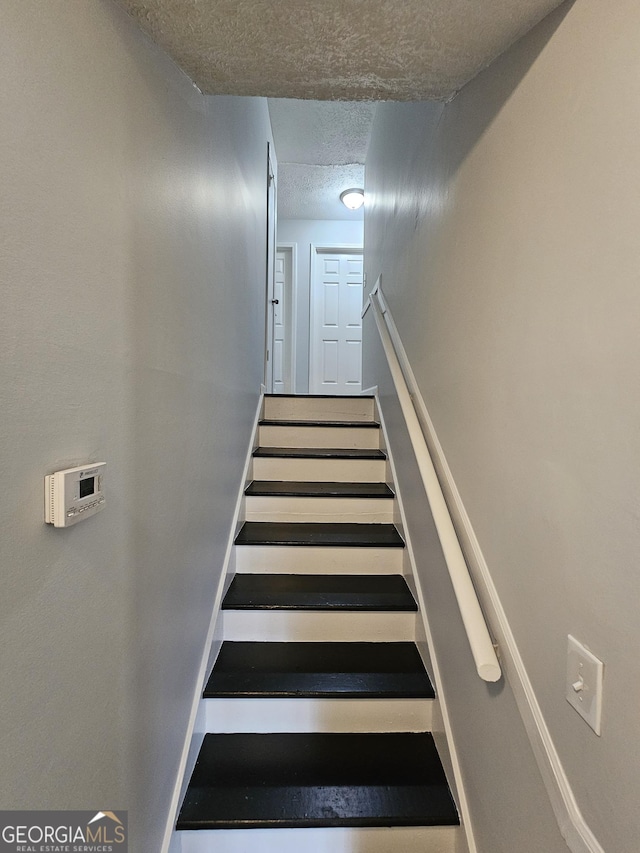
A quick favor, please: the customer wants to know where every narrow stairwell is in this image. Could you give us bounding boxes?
[176,394,461,853]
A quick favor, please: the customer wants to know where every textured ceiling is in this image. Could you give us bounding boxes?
[116,0,565,221]
[277,162,365,221]
[117,0,565,101]
[268,100,376,166]
[270,99,375,221]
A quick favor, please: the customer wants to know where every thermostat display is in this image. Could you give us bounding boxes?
[45,463,106,527]
[79,477,95,499]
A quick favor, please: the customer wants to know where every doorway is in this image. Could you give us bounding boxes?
[272,244,296,393]
[309,245,364,395]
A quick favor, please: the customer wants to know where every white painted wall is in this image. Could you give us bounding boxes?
[363,1,640,851]
[0,3,271,850]
[277,219,363,392]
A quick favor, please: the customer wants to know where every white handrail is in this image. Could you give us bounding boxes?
[368,285,502,682]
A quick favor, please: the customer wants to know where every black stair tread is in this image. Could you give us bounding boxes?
[265,394,374,400]
[221,574,417,611]
[259,419,380,428]
[253,446,386,459]
[234,521,404,547]
[204,642,434,698]
[245,480,395,498]
[176,732,459,830]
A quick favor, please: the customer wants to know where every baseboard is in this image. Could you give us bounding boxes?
[373,289,604,853]
[373,395,473,853]
[161,390,265,853]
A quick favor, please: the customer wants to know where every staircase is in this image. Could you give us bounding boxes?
[175,394,461,853]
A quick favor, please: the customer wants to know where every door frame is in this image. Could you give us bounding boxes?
[264,143,277,392]
[309,243,364,394]
[275,242,297,394]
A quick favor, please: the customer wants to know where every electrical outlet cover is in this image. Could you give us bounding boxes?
[565,634,604,735]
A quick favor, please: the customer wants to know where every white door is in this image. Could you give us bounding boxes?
[309,248,363,395]
[272,248,293,393]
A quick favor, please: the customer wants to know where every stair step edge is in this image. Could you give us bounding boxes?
[253,447,386,459]
[245,481,395,498]
[260,419,380,428]
[264,394,375,399]
[234,522,405,548]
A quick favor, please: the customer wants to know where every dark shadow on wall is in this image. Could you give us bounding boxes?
[369,0,578,199]
[443,0,578,179]
[364,0,577,319]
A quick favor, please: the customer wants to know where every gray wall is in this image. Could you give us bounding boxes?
[364,0,639,850]
[277,219,363,392]
[0,2,272,850]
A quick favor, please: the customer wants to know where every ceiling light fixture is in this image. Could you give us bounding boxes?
[340,188,365,211]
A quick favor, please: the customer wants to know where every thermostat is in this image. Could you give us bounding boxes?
[45,463,106,527]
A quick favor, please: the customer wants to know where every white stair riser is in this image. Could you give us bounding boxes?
[178,825,459,853]
[222,610,416,642]
[235,545,403,574]
[253,456,386,482]
[204,696,433,733]
[263,396,375,422]
[259,424,380,449]
[245,496,394,523]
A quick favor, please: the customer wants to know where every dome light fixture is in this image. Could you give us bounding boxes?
[340,188,365,211]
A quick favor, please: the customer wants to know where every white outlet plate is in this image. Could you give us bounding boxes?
[565,634,603,735]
